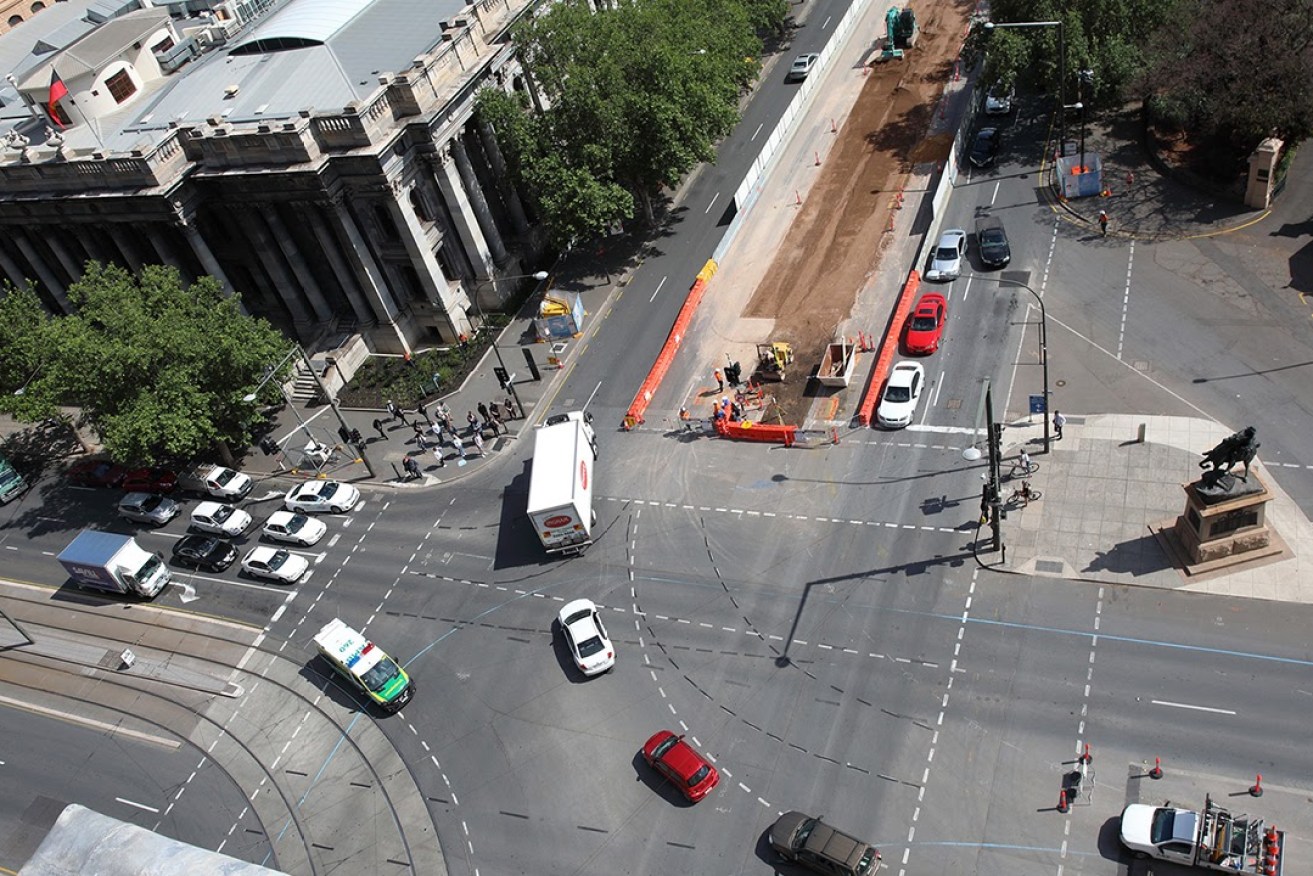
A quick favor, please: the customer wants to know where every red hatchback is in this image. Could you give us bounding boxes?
[904,292,948,354]
[66,460,127,488]
[642,730,719,802]
[121,467,179,494]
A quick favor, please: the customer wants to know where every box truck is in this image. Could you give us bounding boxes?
[527,414,597,556]
[56,530,173,598]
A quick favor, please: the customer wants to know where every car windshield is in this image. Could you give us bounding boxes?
[885,386,911,403]
[1150,808,1176,845]
[981,230,1003,245]
[361,655,403,692]
[267,550,290,570]
[318,483,340,500]
[139,495,163,511]
[213,505,232,523]
[577,635,605,658]
[910,315,936,331]
[687,764,711,786]
[287,513,310,531]
[213,469,234,487]
[565,609,591,625]
[935,246,957,260]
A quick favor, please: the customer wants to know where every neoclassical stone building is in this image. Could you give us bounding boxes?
[0,0,543,355]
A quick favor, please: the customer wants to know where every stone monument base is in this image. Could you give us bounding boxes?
[1151,472,1290,578]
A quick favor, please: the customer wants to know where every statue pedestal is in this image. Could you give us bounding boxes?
[1154,472,1288,576]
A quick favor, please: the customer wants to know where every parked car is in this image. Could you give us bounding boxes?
[67,460,127,488]
[904,292,948,354]
[263,511,327,546]
[241,546,309,584]
[975,216,1011,268]
[926,229,967,281]
[171,535,237,572]
[787,53,820,81]
[117,492,180,527]
[557,598,614,676]
[970,127,1000,168]
[984,83,1014,115]
[641,730,720,802]
[191,501,253,537]
[120,467,178,494]
[876,362,925,429]
[769,811,881,876]
[284,481,360,514]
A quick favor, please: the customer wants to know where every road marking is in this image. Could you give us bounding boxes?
[650,276,667,303]
[0,694,179,749]
[1150,699,1236,716]
[116,797,160,813]
[751,122,763,140]
[705,192,720,214]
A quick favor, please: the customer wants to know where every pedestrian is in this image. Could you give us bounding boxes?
[418,402,432,425]
[1053,410,1066,440]
[489,408,504,435]
[714,368,724,392]
[387,399,401,421]
[466,410,478,435]
[489,401,502,422]
[431,446,446,469]
[372,417,387,440]
[472,431,485,456]
[349,427,363,446]
[503,395,516,419]
[412,422,424,440]
[1098,210,1108,237]
[478,402,491,424]
[456,438,467,461]
[1019,449,1031,472]
[416,433,429,451]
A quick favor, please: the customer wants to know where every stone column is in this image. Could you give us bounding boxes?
[327,194,411,354]
[477,120,530,235]
[170,202,236,299]
[107,226,146,273]
[74,228,110,269]
[0,248,33,296]
[145,226,188,276]
[433,143,495,280]
[302,204,375,328]
[264,207,333,322]
[241,208,315,327]
[46,233,84,285]
[450,137,507,262]
[387,181,460,309]
[14,231,71,312]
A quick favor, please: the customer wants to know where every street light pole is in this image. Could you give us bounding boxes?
[465,270,548,418]
[967,274,1050,453]
[984,19,1065,153]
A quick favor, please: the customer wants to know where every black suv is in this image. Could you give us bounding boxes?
[770,811,881,876]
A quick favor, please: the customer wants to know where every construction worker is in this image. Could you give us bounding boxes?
[714,368,724,392]
[1098,210,1108,237]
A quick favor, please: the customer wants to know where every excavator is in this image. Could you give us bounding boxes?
[754,342,794,382]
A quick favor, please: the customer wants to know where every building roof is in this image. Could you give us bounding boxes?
[230,0,373,54]
[18,8,172,89]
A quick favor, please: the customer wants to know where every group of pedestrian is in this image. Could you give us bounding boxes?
[368,392,524,481]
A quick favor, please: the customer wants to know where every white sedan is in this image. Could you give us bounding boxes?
[876,361,925,429]
[190,501,253,536]
[926,229,967,281]
[263,511,327,546]
[284,481,360,514]
[241,546,309,584]
[557,598,615,676]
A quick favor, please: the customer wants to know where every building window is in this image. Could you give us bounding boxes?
[30,2,44,11]
[8,15,24,28]
[152,36,175,53]
[105,69,136,104]
[408,187,433,223]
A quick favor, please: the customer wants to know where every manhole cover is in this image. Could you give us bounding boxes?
[1133,360,1150,372]
[1035,559,1065,574]
[944,398,962,410]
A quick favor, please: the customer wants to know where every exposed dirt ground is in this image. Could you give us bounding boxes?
[744,0,975,421]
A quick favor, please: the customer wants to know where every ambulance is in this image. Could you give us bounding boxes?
[313,619,414,713]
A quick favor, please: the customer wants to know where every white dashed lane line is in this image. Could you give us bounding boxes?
[599,495,962,534]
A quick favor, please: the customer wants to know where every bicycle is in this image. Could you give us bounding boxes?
[1008,457,1039,478]
[1006,481,1042,508]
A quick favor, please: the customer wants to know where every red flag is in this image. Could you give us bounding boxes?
[47,70,69,128]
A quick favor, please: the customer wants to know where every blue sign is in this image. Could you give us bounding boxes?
[1029,394,1047,414]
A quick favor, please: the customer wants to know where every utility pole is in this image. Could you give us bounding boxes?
[985,385,1003,554]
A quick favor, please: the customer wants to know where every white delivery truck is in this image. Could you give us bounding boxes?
[56,529,173,598]
[527,413,597,556]
[178,463,253,500]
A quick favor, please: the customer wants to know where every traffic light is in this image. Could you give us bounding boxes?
[494,366,510,391]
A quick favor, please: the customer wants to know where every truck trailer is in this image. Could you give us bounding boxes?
[56,529,173,598]
[527,414,597,556]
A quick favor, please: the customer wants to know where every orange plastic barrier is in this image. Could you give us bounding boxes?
[623,260,719,429]
[714,418,797,445]
[856,270,921,426]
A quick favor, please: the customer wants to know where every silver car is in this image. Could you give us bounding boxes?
[117,492,180,526]
[927,229,967,281]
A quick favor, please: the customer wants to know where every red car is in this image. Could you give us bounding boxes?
[904,292,948,354]
[66,460,127,488]
[121,467,179,494]
[642,730,719,802]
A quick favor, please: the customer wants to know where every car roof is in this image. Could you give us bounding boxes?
[120,492,154,505]
[245,546,279,562]
[267,510,297,523]
[799,818,871,869]
[193,501,225,515]
[890,362,924,383]
[975,216,1003,232]
[938,229,966,244]
[657,736,707,779]
[977,127,998,137]
[915,292,946,307]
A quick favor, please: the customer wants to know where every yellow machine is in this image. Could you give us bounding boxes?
[754,342,794,382]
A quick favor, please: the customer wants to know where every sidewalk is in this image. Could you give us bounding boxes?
[995,414,1313,603]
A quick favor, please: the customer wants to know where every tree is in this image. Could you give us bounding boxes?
[2,262,289,465]
[478,0,772,242]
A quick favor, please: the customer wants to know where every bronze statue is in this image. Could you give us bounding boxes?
[1199,426,1260,480]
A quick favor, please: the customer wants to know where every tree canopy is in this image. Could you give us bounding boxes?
[0,262,289,465]
[477,0,777,245]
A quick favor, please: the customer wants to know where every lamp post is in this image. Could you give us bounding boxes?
[465,270,549,417]
[1078,69,1094,173]
[244,344,375,478]
[983,19,1066,153]
[967,274,1050,453]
